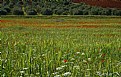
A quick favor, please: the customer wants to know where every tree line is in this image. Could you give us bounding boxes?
[0,0,121,16]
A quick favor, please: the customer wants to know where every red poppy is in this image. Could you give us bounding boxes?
[64,60,68,63]
[101,59,105,63]
[101,54,106,57]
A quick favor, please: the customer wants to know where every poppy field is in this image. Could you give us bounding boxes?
[0,16,121,77]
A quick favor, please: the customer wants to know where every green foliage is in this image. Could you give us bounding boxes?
[112,9,121,16]
[70,8,83,15]
[25,5,37,15]
[41,8,53,15]
[89,7,99,15]
[36,5,41,13]
[26,9,37,15]
[4,5,11,13]
[9,2,15,8]
[0,8,7,15]
[54,8,65,15]
[83,9,89,15]
[0,1,121,16]
[12,7,24,15]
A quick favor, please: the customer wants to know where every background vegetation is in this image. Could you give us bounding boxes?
[0,0,121,16]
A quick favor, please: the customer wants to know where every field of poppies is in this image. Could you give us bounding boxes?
[0,16,121,77]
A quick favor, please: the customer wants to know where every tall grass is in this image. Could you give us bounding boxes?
[0,16,121,77]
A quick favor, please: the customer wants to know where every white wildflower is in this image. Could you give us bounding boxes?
[54,75,61,77]
[23,68,28,70]
[81,53,85,55]
[61,65,67,68]
[88,58,91,61]
[96,71,102,76]
[52,72,59,75]
[99,49,102,52]
[63,72,71,76]
[36,72,40,75]
[20,71,25,74]
[2,73,5,77]
[56,67,63,70]
[83,60,87,63]
[42,54,45,57]
[76,52,80,54]
[71,58,75,61]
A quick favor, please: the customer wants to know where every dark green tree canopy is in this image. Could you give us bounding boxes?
[0,0,121,16]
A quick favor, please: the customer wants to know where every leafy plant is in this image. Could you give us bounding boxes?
[12,7,24,15]
[0,8,7,15]
[41,8,53,15]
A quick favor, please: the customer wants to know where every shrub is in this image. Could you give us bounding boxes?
[41,8,53,15]
[0,8,7,15]
[99,8,112,15]
[4,5,11,13]
[89,10,98,15]
[62,11,69,15]
[113,10,121,16]
[54,8,64,15]
[89,7,99,15]
[83,9,89,15]
[70,9,83,15]
[36,5,41,13]
[26,9,37,15]
[12,7,24,15]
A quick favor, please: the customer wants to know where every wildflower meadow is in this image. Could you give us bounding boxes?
[0,16,121,77]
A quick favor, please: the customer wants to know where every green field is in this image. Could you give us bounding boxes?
[0,16,121,77]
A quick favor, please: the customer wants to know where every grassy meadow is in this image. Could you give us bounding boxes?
[0,16,121,77]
